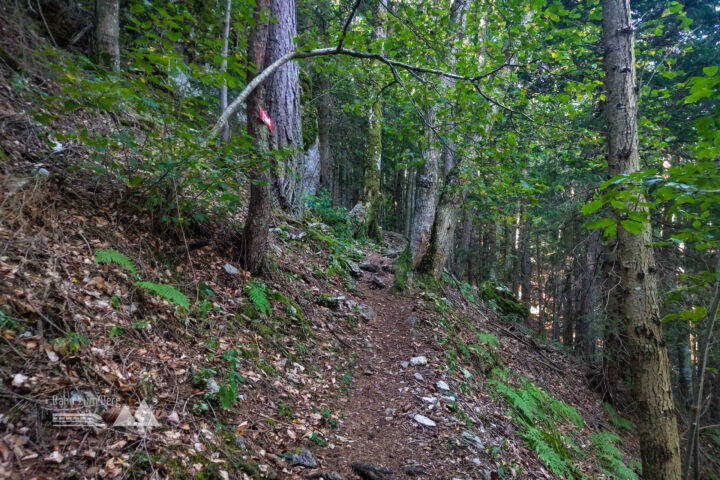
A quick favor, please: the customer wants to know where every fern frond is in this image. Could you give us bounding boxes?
[476,332,499,348]
[591,431,638,480]
[95,249,139,278]
[136,281,190,309]
[246,281,271,316]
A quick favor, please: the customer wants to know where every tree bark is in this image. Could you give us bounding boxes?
[601,0,681,476]
[562,269,574,347]
[317,73,332,192]
[219,0,232,142]
[455,208,473,279]
[265,0,303,214]
[356,0,386,242]
[409,0,470,271]
[239,0,272,275]
[95,0,120,71]
[577,230,601,359]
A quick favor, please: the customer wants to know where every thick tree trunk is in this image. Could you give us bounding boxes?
[317,74,332,192]
[601,0,681,476]
[95,0,119,71]
[265,0,303,214]
[239,0,272,275]
[417,164,464,280]
[409,0,470,271]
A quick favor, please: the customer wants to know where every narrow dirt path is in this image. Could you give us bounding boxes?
[320,252,480,479]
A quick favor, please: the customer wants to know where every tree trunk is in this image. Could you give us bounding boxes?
[520,217,532,327]
[95,0,119,71]
[455,208,473,279]
[265,0,303,214]
[239,0,272,275]
[317,73,332,192]
[577,230,601,359]
[601,0,681,476]
[219,0,232,142]
[409,0,470,271]
[356,0,385,242]
[417,164,464,281]
[562,269,574,347]
[536,231,544,335]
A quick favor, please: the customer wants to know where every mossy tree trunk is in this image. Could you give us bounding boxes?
[95,0,119,71]
[356,0,386,243]
[410,0,470,275]
[602,0,681,476]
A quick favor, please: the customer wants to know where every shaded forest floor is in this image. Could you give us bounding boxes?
[0,16,640,479]
[0,163,638,479]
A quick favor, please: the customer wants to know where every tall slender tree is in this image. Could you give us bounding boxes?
[601,0,681,476]
[95,0,120,71]
[356,0,386,242]
[239,0,272,275]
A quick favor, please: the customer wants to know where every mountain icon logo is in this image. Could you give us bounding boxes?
[112,401,160,428]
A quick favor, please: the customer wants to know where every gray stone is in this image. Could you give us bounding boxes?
[404,465,425,476]
[405,316,420,325]
[371,276,386,289]
[223,263,239,275]
[401,361,409,369]
[287,448,318,468]
[436,380,450,391]
[357,304,376,321]
[409,356,427,366]
[413,414,437,427]
[206,378,220,394]
[346,260,363,278]
[461,431,484,450]
[359,262,379,272]
[413,373,424,381]
[421,396,437,404]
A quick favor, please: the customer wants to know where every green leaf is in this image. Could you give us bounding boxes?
[703,66,718,77]
[586,217,615,230]
[136,281,190,309]
[582,199,605,215]
[246,281,272,316]
[95,249,139,279]
[620,220,644,235]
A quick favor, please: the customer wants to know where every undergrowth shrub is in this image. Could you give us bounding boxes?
[32,0,261,225]
[489,370,583,478]
[95,249,190,310]
[306,190,352,240]
[590,431,638,480]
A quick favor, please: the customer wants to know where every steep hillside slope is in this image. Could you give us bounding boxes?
[0,12,639,480]
[0,166,639,479]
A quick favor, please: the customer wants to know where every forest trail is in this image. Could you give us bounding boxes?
[319,250,489,480]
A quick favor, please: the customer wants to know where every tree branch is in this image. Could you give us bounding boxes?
[337,0,362,51]
[207,47,528,141]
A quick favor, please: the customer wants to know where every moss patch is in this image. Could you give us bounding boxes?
[479,281,529,320]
